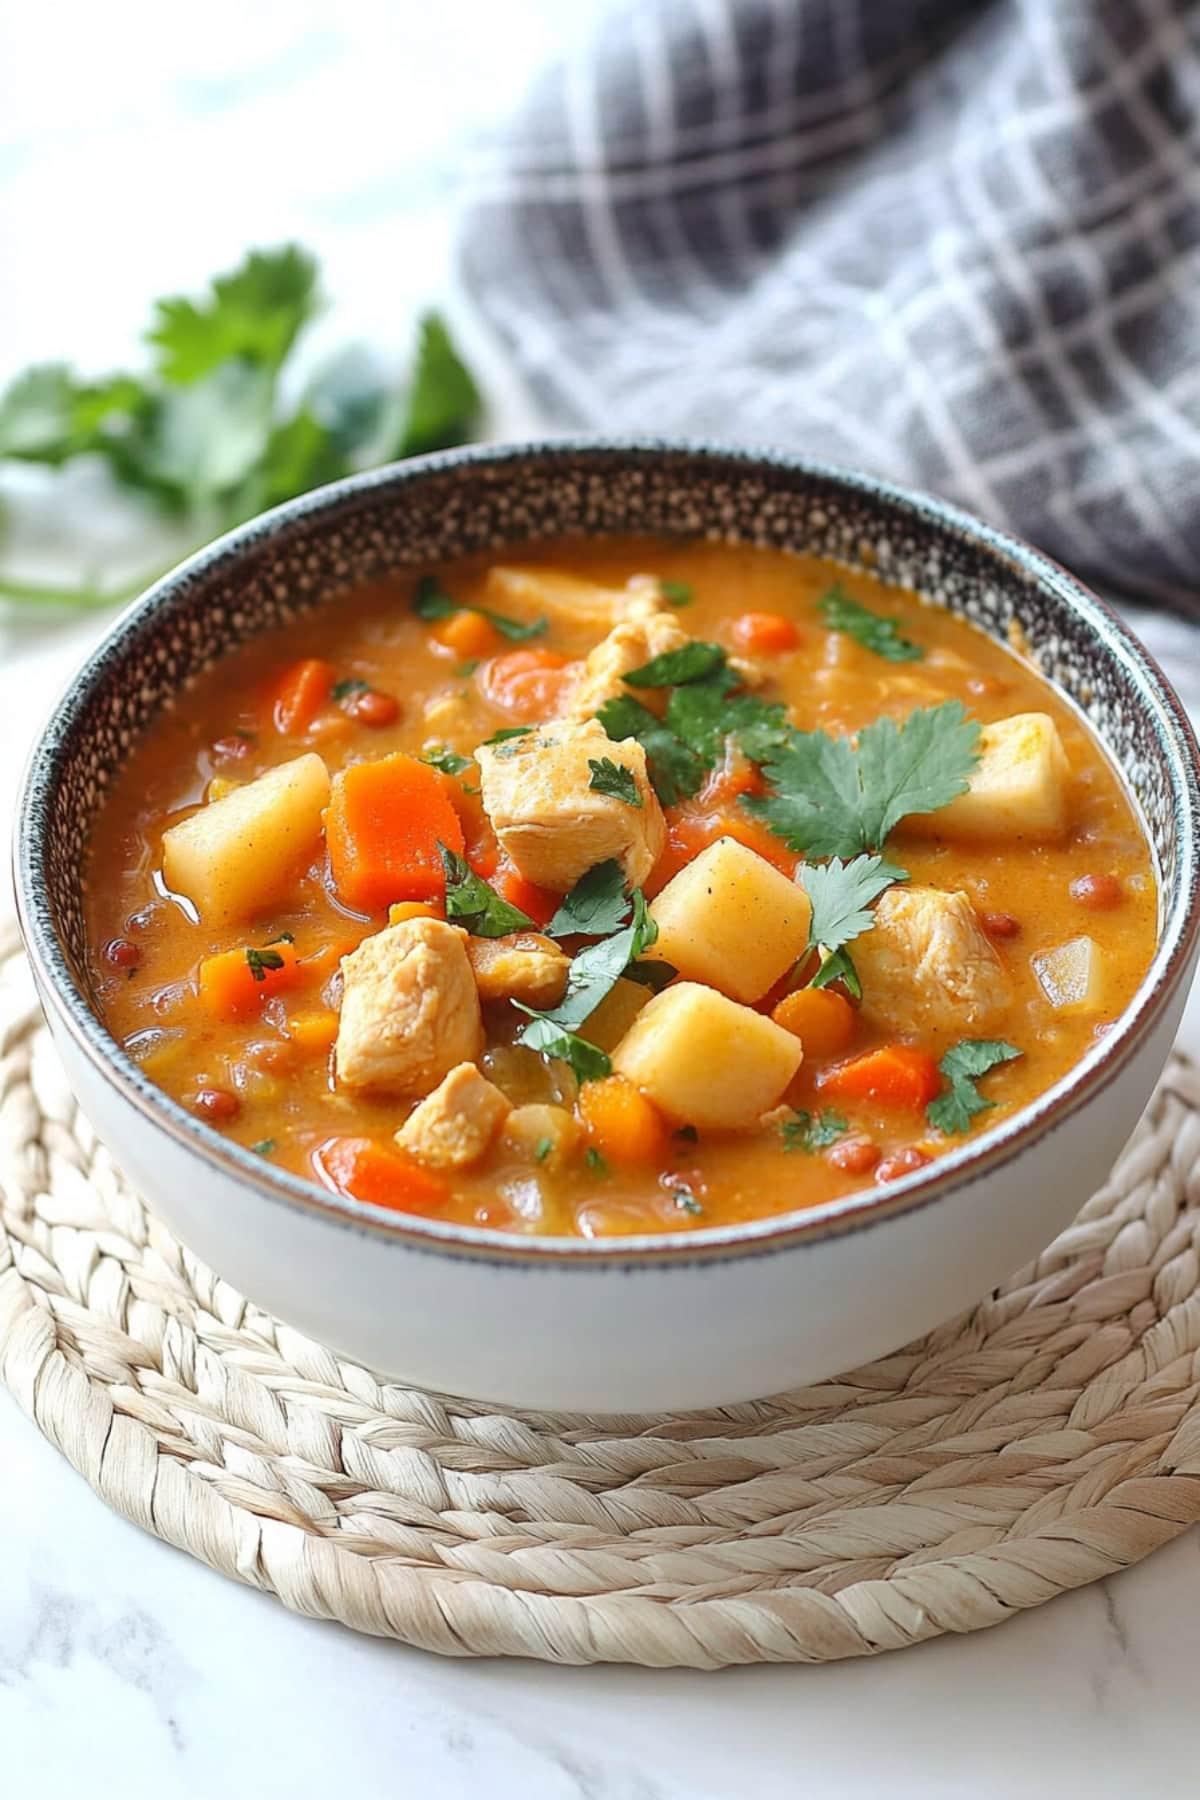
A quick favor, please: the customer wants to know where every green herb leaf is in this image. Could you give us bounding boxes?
[585,1146,610,1175]
[745,702,981,858]
[597,695,706,806]
[624,641,727,688]
[245,947,286,982]
[148,245,320,384]
[438,842,535,937]
[781,1108,848,1153]
[331,677,369,701]
[516,890,657,1076]
[0,364,145,465]
[480,609,549,643]
[534,1137,554,1164]
[799,855,906,955]
[480,725,533,747]
[624,958,677,992]
[395,311,483,457]
[926,1040,1022,1135]
[251,1138,277,1157]
[265,930,295,946]
[457,659,481,678]
[668,1181,704,1215]
[660,579,693,608]
[809,946,862,1000]
[414,577,546,643]
[422,745,471,776]
[818,583,924,663]
[515,1016,612,1085]
[666,672,792,767]
[545,860,631,940]
[588,757,642,808]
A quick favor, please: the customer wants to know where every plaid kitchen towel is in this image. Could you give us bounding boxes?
[460,0,1200,612]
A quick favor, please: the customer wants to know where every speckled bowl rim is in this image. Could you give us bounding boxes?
[14,438,1200,1271]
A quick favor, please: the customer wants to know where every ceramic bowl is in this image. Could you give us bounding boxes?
[15,442,1200,1411]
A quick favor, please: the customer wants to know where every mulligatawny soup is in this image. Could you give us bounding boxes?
[86,541,1157,1237]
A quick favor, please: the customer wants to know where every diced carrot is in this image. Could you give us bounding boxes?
[731,612,800,655]
[651,806,798,892]
[468,835,500,881]
[578,1076,669,1168]
[496,863,559,928]
[285,1009,340,1054]
[772,988,857,1058]
[324,752,465,913]
[818,1045,942,1112]
[312,1136,449,1216]
[198,941,301,1019]
[388,900,444,926]
[272,659,336,734]
[431,610,500,659]
[479,648,574,721]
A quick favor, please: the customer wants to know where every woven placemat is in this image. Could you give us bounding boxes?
[3,921,1200,1668]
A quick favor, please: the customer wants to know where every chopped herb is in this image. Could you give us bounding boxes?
[796,853,905,995]
[423,745,471,776]
[265,930,296,945]
[744,702,981,859]
[597,694,706,806]
[245,947,286,981]
[480,725,533,747]
[927,1040,1022,1135]
[818,584,924,663]
[396,311,483,458]
[660,579,693,608]
[808,945,862,1000]
[781,1108,848,1153]
[331,677,369,701]
[251,1138,277,1156]
[546,860,631,939]
[588,757,642,808]
[414,575,547,642]
[586,1146,609,1176]
[457,659,481,678]
[437,842,535,937]
[515,890,658,1079]
[598,657,791,807]
[624,641,727,688]
[516,1019,612,1084]
[534,1137,554,1164]
[670,1183,704,1215]
[624,958,676,992]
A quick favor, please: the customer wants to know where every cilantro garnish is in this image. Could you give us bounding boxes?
[780,1108,848,1153]
[414,576,547,643]
[265,930,295,946]
[668,1181,704,1215]
[624,641,727,688]
[480,725,533,747]
[596,695,705,806]
[796,853,905,995]
[926,1040,1022,1135]
[744,702,980,859]
[588,757,642,808]
[818,584,924,664]
[0,249,483,609]
[245,947,286,982]
[534,1137,554,1164]
[624,958,676,992]
[585,1147,610,1175]
[422,745,471,776]
[515,890,658,1081]
[660,580,693,608]
[437,843,534,937]
[546,860,631,940]
[331,677,369,701]
[251,1138,277,1157]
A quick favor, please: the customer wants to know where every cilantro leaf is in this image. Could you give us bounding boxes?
[422,745,471,776]
[624,641,727,688]
[245,946,286,982]
[438,843,534,937]
[516,891,657,1077]
[0,364,145,465]
[585,1146,610,1175]
[781,1109,848,1153]
[480,725,532,747]
[546,860,631,939]
[666,671,791,766]
[926,1040,1022,1135]
[331,677,369,701]
[147,245,320,384]
[513,1017,612,1084]
[597,695,705,806]
[395,311,483,457]
[251,1138,277,1156]
[624,958,677,992]
[588,757,642,808]
[660,580,693,608]
[808,945,863,1000]
[414,577,546,643]
[799,855,906,953]
[745,702,981,858]
[818,584,924,663]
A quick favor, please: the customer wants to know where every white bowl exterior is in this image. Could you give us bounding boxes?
[37,952,1194,1414]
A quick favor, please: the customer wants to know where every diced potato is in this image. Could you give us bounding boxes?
[1033,936,1106,1013]
[612,982,803,1130]
[485,565,664,633]
[476,718,665,891]
[395,1063,511,1169]
[906,713,1070,842]
[583,976,652,1052]
[501,1102,582,1170]
[162,752,330,924]
[645,837,812,1003]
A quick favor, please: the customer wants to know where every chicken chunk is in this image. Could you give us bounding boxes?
[467,932,571,1008]
[476,718,666,891]
[485,565,666,634]
[395,1063,511,1169]
[854,886,1012,1045]
[561,610,692,720]
[335,918,483,1094]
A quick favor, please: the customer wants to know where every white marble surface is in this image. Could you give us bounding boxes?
[4,9,1200,1797]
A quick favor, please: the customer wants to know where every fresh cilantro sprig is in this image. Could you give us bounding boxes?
[588,757,642,808]
[744,701,980,858]
[0,248,484,610]
[245,946,286,982]
[624,641,727,687]
[414,576,547,643]
[437,843,535,937]
[818,584,924,663]
[926,1040,1022,1135]
[597,695,705,806]
[780,1109,848,1153]
[515,889,659,1081]
[545,860,631,940]
[797,853,905,996]
[422,745,471,776]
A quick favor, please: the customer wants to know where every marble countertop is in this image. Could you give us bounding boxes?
[4,8,1200,1795]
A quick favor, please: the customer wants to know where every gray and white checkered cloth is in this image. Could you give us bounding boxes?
[460,0,1200,613]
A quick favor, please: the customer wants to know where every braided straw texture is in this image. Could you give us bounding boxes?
[3,923,1200,1668]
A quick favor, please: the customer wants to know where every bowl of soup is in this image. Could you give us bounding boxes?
[15,441,1200,1410]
